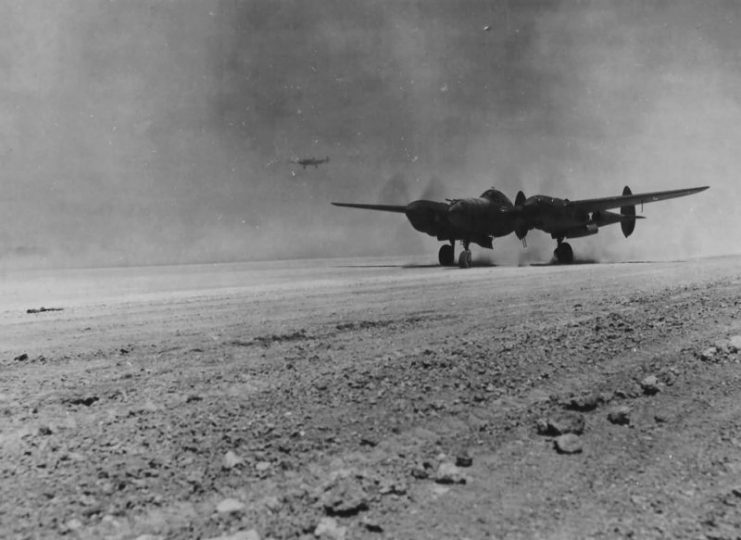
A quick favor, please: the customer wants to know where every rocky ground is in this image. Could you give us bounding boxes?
[1,255,741,540]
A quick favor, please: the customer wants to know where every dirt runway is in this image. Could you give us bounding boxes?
[2,255,741,539]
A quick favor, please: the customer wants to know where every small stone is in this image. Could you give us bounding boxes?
[608,406,631,426]
[554,434,583,454]
[186,394,203,403]
[729,335,741,353]
[14,353,29,362]
[379,479,407,495]
[255,461,271,473]
[640,375,660,395]
[256,497,278,515]
[359,435,377,447]
[66,518,83,531]
[38,425,53,436]
[700,347,718,361]
[216,498,246,514]
[435,462,467,485]
[410,463,429,479]
[536,412,585,436]
[321,477,369,516]
[455,450,473,468]
[315,516,347,540]
[222,451,243,470]
[361,516,384,533]
[134,535,165,540]
[654,414,668,424]
[564,393,601,412]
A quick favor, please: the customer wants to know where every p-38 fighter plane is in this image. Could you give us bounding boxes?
[332,185,708,268]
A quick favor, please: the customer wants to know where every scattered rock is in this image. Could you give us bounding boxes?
[38,425,53,436]
[554,434,583,454]
[261,495,281,512]
[222,451,243,470]
[435,462,467,485]
[204,530,261,540]
[65,396,99,407]
[563,393,601,412]
[410,462,430,479]
[536,412,585,436]
[321,477,369,516]
[315,516,347,540]
[607,406,631,426]
[14,353,28,362]
[216,498,246,514]
[654,414,668,424]
[700,347,718,362]
[455,449,473,468]
[379,479,407,496]
[640,375,660,395]
[359,436,378,447]
[729,335,741,353]
[134,535,165,540]
[186,394,203,403]
[65,518,82,531]
[361,515,383,533]
[255,461,271,473]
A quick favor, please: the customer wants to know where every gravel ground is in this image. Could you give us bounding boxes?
[1,255,740,539]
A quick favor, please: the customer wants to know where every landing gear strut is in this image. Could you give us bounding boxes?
[438,243,455,266]
[554,240,574,264]
[458,240,472,269]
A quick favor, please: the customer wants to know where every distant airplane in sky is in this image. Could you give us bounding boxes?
[332,185,709,268]
[292,156,330,169]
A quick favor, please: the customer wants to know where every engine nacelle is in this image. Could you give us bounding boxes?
[620,185,636,237]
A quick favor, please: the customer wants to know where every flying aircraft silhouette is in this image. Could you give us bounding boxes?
[332,185,709,267]
[292,156,330,169]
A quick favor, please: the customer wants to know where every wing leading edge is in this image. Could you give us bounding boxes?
[566,186,709,212]
[331,202,407,213]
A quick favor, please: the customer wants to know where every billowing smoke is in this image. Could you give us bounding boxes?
[0,1,737,269]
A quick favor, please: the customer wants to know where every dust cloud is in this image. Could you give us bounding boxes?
[0,1,738,269]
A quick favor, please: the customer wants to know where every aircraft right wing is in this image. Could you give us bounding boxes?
[331,202,408,213]
[566,186,709,213]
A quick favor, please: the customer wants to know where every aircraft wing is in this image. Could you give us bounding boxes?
[566,186,708,212]
[331,202,407,213]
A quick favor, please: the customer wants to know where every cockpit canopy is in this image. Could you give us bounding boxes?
[480,188,514,208]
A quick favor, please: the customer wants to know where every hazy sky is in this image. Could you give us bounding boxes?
[1,0,739,267]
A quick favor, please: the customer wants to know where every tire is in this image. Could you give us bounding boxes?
[438,244,454,266]
[458,249,472,269]
[555,243,574,264]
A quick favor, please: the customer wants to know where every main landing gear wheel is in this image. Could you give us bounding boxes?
[438,244,455,266]
[554,242,574,264]
[458,249,472,269]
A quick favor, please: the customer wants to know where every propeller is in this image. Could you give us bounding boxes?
[513,190,529,247]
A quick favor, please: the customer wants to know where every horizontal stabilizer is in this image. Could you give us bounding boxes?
[331,202,407,213]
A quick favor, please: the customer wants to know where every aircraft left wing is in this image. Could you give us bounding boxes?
[566,186,709,212]
[331,202,407,213]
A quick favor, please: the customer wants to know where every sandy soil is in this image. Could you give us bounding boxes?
[2,255,741,540]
